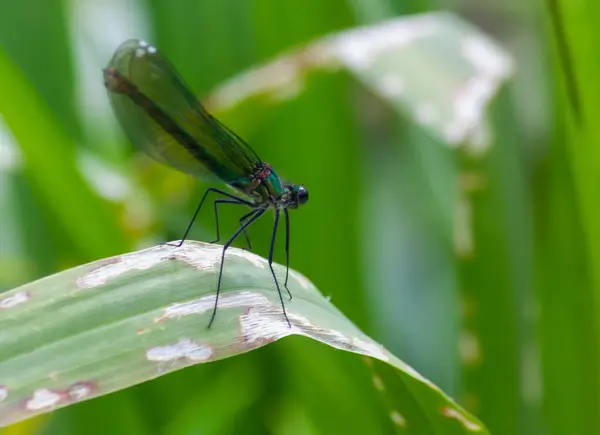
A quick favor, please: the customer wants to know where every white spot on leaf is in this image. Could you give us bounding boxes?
[77,242,223,289]
[290,271,311,289]
[68,383,93,401]
[378,75,405,97]
[241,307,350,348]
[327,15,436,70]
[415,103,438,126]
[208,54,309,110]
[461,36,513,77]
[156,291,270,322]
[228,249,267,268]
[390,410,406,427]
[443,33,513,147]
[444,76,496,146]
[146,338,213,362]
[26,389,61,411]
[441,407,482,431]
[0,291,29,309]
[139,40,148,48]
[0,116,22,171]
[459,330,481,365]
[0,386,7,402]
[372,375,384,391]
[454,196,474,258]
[78,152,133,202]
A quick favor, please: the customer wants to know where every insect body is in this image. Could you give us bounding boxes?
[104,39,308,328]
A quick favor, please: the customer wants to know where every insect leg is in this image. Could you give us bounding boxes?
[283,208,292,300]
[210,199,249,245]
[208,207,265,328]
[172,187,252,247]
[268,210,291,328]
[237,209,258,250]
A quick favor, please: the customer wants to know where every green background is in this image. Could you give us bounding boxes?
[0,0,596,434]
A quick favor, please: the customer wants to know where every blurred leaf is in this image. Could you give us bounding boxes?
[0,122,27,288]
[0,48,126,261]
[533,123,597,435]
[458,91,530,434]
[0,242,486,434]
[539,0,600,433]
[0,0,80,139]
[207,12,514,149]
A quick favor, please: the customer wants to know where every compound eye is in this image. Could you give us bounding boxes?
[297,186,309,205]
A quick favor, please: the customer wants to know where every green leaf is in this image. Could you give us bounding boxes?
[206,12,514,150]
[0,242,486,434]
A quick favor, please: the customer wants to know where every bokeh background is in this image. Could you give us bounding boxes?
[0,0,596,434]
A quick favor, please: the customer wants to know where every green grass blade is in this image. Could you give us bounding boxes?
[0,242,485,433]
[541,0,600,432]
[0,48,126,261]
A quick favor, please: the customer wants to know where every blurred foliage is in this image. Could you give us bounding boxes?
[0,0,596,434]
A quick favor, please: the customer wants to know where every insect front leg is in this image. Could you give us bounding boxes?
[169,187,252,247]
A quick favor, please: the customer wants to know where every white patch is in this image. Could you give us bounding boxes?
[458,330,480,365]
[241,309,298,342]
[139,40,148,48]
[390,410,406,427]
[441,407,482,431]
[26,388,62,411]
[378,75,405,97]
[78,152,133,202]
[0,386,7,402]
[146,338,213,362]
[135,47,145,58]
[68,0,150,135]
[454,197,474,258]
[0,116,22,171]
[521,344,542,406]
[444,36,513,146]
[327,15,436,70]
[147,45,157,54]
[352,337,389,362]
[372,375,384,391]
[443,76,487,145]
[241,307,350,348]
[228,249,267,268]
[415,103,438,126]
[0,291,29,309]
[68,383,92,401]
[461,36,513,77]
[156,291,271,322]
[466,124,490,156]
[209,55,306,110]
[77,242,223,289]
[290,271,311,289]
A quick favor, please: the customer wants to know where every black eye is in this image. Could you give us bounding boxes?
[297,186,308,204]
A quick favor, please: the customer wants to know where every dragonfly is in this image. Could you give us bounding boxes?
[103,39,308,328]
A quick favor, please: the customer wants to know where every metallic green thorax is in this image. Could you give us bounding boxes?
[227,165,284,203]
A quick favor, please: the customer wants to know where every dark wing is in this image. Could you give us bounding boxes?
[104,39,262,185]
